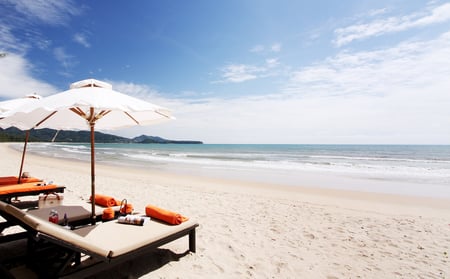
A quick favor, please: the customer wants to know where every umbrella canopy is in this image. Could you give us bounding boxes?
[1,81,171,130]
[0,79,173,223]
[0,93,42,183]
[0,93,41,116]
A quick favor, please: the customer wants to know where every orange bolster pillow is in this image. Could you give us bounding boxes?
[91,194,116,207]
[145,204,188,225]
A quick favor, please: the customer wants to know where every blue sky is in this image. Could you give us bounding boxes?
[1,0,449,144]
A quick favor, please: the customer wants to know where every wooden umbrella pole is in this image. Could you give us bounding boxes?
[18,130,30,184]
[90,120,96,225]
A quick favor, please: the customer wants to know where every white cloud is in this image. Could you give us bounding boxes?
[144,31,450,144]
[0,1,81,99]
[367,8,389,17]
[0,54,58,99]
[0,0,83,59]
[271,43,282,52]
[109,81,169,105]
[218,58,281,83]
[334,3,450,46]
[265,58,279,68]
[289,31,450,98]
[73,33,91,48]
[219,64,266,83]
[3,0,80,25]
[0,25,29,54]
[119,79,450,144]
[92,27,450,144]
[53,47,77,76]
[250,43,282,53]
[250,45,264,53]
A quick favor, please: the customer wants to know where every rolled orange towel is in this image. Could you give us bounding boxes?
[102,207,115,220]
[145,204,188,225]
[91,194,116,207]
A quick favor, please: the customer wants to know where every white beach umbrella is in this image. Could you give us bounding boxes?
[0,93,41,115]
[0,79,173,223]
[0,93,42,183]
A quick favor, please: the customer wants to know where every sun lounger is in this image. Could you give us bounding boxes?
[0,201,198,278]
[0,182,65,203]
[0,184,64,234]
[0,176,42,185]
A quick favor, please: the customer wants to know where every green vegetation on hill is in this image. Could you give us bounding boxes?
[0,127,202,144]
[0,127,130,143]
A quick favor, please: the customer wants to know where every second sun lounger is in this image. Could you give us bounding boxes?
[0,201,198,278]
[0,182,65,203]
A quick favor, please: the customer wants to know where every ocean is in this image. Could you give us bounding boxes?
[14,143,450,198]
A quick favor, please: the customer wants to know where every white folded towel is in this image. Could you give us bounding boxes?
[118,215,150,226]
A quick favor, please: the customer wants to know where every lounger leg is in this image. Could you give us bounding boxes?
[74,252,81,265]
[54,250,78,276]
[0,221,11,233]
[189,228,196,253]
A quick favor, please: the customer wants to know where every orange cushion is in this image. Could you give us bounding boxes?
[0,176,42,186]
[0,182,58,195]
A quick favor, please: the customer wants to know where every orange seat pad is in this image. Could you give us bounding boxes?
[0,182,59,195]
[0,176,42,186]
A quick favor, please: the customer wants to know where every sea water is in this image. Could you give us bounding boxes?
[15,143,450,198]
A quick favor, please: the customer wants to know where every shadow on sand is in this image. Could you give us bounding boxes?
[0,238,191,279]
[86,248,191,279]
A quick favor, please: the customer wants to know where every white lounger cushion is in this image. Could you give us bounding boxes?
[73,218,197,258]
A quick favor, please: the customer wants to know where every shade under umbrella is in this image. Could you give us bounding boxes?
[0,79,173,224]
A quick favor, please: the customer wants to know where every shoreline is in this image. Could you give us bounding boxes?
[8,142,450,200]
[1,142,450,278]
[4,143,450,213]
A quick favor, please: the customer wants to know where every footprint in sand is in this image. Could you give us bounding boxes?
[304,233,315,239]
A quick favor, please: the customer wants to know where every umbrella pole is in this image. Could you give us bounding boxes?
[18,130,30,184]
[90,123,96,225]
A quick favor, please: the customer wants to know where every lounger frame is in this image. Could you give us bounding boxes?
[0,185,65,204]
[36,224,197,278]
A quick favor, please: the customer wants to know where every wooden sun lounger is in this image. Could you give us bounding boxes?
[0,182,65,203]
[0,201,199,278]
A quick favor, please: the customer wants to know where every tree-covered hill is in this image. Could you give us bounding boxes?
[0,127,202,144]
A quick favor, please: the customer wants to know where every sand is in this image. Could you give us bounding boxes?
[1,143,449,278]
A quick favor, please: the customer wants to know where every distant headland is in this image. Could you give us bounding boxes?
[0,127,203,144]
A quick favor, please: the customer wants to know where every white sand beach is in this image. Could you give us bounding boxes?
[1,143,450,278]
